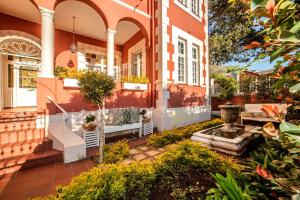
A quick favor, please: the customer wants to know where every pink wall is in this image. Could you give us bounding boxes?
[122,30,144,64]
[168,84,207,108]
[37,78,150,114]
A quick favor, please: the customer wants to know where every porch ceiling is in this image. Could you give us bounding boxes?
[55,1,140,45]
[0,0,141,46]
[0,0,40,24]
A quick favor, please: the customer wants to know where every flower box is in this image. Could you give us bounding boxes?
[64,78,79,88]
[122,82,148,91]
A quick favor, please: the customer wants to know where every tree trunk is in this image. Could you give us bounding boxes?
[97,104,105,163]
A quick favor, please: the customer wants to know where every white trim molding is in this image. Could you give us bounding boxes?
[154,0,172,131]
[174,0,203,21]
[112,0,151,19]
[172,25,204,86]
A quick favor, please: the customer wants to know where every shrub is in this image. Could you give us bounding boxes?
[147,118,223,148]
[103,140,130,164]
[45,141,241,200]
[54,66,85,80]
[213,75,237,102]
[121,75,149,84]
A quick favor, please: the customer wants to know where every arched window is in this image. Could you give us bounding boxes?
[0,36,41,59]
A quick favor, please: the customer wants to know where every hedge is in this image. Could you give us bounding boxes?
[147,118,223,148]
[42,140,242,200]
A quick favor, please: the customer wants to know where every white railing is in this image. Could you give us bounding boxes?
[47,96,68,121]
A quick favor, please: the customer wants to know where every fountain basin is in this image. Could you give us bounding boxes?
[191,124,261,156]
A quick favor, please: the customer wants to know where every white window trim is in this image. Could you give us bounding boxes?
[177,38,187,83]
[172,25,203,86]
[192,44,200,85]
[174,0,203,21]
[127,39,146,77]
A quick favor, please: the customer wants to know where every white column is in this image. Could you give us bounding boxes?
[39,7,55,78]
[106,29,116,76]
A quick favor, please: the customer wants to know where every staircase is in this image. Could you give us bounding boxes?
[0,109,63,175]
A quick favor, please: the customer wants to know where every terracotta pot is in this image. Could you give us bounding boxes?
[82,123,97,131]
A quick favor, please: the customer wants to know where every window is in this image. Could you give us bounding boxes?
[8,64,13,88]
[178,38,186,82]
[18,67,37,88]
[175,0,202,20]
[131,52,142,76]
[178,0,188,7]
[192,45,199,84]
[191,0,199,16]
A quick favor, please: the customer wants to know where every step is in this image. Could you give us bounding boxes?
[0,149,63,175]
[0,139,52,159]
[0,120,39,133]
[0,110,45,119]
[0,129,46,145]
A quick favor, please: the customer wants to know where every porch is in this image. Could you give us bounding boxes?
[0,0,153,110]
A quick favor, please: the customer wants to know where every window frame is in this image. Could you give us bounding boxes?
[177,37,187,83]
[174,0,202,20]
[191,0,200,16]
[192,44,200,85]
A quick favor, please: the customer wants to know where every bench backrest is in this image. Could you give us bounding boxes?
[244,103,287,113]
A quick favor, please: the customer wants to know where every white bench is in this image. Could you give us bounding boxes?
[68,109,144,145]
[240,103,286,125]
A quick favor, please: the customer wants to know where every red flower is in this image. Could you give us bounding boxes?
[266,0,275,14]
[256,165,274,180]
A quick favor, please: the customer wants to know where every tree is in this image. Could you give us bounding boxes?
[209,0,262,65]
[244,0,300,105]
[78,71,116,163]
[213,75,237,103]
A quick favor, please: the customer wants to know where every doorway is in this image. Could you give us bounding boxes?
[1,55,39,108]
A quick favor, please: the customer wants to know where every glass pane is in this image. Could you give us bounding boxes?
[8,64,14,88]
[19,68,37,88]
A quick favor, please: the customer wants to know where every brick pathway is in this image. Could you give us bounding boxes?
[123,145,165,164]
[0,159,93,200]
[0,141,164,200]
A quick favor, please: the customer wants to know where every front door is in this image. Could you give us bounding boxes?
[15,66,37,107]
[2,55,38,108]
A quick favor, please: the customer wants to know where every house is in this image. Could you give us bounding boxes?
[0,0,210,167]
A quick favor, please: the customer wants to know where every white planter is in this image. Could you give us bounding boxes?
[122,82,148,91]
[64,78,79,88]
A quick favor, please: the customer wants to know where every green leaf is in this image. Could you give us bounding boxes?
[280,122,300,135]
[270,48,285,62]
[289,83,300,93]
[290,21,300,34]
[251,0,267,11]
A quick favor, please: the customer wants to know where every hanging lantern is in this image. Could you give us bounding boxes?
[70,16,78,53]
[67,59,74,68]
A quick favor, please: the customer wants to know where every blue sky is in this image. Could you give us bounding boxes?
[226,57,276,72]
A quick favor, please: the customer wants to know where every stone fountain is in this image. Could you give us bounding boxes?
[191,104,261,156]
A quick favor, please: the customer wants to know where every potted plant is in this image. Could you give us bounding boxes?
[214,75,239,128]
[82,114,97,131]
[121,75,149,91]
[78,71,116,163]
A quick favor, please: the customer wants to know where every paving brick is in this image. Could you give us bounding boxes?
[122,158,134,165]
[129,149,139,155]
[144,150,160,157]
[158,148,165,152]
[139,146,148,151]
[132,154,146,161]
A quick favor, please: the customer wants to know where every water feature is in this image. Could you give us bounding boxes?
[191,124,261,156]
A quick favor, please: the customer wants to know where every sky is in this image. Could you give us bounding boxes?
[226,57,276,72]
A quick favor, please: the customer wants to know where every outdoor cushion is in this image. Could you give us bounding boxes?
[105,109,123,126]
[130,107,140,123]
[122,108,132,124]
